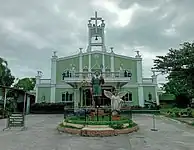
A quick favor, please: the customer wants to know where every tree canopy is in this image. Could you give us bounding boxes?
[14,77,36,91]
[153,42,194,106]
[0,57,15,86]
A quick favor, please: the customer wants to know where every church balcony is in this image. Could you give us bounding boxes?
[62,72,131,87]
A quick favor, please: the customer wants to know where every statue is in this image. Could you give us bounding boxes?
[104,90,127,115]
[119,63,123,71]
[91,71,104,107]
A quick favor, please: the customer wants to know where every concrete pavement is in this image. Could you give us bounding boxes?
[0,114,193,150]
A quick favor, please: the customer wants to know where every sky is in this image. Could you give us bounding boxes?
[0,0,194,84]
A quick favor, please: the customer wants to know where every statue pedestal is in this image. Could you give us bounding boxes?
[112,115,120,121]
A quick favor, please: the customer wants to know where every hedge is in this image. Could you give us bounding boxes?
[30,102,73,114]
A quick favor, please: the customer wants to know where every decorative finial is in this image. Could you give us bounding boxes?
[79,48,83,53]
[151,68,156,76]
[53,51,57,56]
[135,50,141,58]
[110,47,114,53]
[37,71,42,77]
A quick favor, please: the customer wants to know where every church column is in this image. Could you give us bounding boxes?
[135,51,144,107]
[74,89,79,111]
[101,20,106,52]
[152,73,159,105]
[110,47,114,77]
[155,87,159,105]
[35,71,41,103]
[79,48,83,75]
[138,86,144,107]
[102,52,105,72]
[89,52,91,73]
[87,20,92,52]
[50,51,57,103]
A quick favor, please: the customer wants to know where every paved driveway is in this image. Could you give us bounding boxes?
[0,114,193,150]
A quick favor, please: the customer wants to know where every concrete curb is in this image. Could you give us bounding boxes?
[160,115,194,127]
[57,125,139,137]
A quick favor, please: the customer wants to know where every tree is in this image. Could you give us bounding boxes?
[153,42,194,107]
[0,57,15,86]
[14,77,36,91]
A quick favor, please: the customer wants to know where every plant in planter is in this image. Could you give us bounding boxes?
[110,123,124,129]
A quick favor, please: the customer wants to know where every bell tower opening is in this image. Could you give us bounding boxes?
[87,11,106,52]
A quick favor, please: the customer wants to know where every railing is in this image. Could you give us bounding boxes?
[39,79,51,84]
[62,72,131,82]
[142,78,153,84]
[63,107,133,123]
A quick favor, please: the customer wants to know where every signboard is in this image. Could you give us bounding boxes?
[8,113,24,127]
[3,113,26,131]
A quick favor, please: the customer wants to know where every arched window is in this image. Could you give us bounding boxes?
[148,93,152,101]
[122,92,132,101]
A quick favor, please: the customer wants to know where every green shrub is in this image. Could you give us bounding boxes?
[31,102,72,113]
[109,123,124,129]
[166,107,193,117]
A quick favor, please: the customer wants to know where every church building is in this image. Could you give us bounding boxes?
[35,12,159,108]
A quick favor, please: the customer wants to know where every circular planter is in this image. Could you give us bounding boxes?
[57,122,139,137]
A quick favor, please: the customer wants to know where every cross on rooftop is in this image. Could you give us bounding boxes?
[91,11,102,33]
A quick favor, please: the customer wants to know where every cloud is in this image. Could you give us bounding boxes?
[0,0,193,84]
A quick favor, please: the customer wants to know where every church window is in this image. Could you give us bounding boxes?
[148,93,152,101]
[62,92,73,102]
[62,93,66,101]
[122,92,132,101]
[105,68,110,77]
[124,70,128,77]
[124,70,132,77]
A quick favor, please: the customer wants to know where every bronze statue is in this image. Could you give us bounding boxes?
[91,71,104,107]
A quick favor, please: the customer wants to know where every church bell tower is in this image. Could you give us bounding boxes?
[87,11,106,52]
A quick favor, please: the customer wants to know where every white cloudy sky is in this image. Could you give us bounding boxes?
[0,0,193,84]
